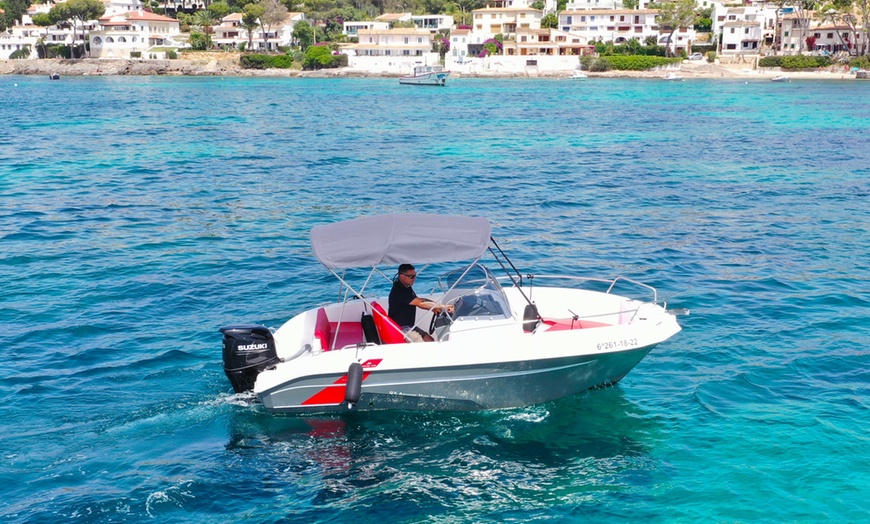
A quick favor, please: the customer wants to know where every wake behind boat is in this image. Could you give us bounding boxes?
[399,65,450,86]
[220,214,685,414]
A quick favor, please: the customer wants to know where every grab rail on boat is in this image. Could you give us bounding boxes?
[499,274,660,305]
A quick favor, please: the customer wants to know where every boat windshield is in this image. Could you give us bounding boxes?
[437,264,511,320]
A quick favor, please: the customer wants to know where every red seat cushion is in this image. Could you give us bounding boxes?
[314,308,331,350]
[371,303,407,344]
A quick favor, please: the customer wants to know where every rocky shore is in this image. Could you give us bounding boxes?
[1,55,861,81]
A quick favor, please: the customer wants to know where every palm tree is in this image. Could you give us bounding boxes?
[192,9,219,48]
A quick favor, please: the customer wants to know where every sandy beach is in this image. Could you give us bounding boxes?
[1,54,861,80]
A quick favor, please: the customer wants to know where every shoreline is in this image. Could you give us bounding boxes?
[1,56,861,81]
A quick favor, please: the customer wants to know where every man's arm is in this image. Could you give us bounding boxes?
[410,297,453,314]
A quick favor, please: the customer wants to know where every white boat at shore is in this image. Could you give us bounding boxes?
[663,72,684,81]
[571,69,588,79]
[771,75,789,82]
[399,65,450,86]
[220,214,685,414]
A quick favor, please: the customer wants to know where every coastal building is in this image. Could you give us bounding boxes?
[807,24,861,54]
[342,27,440,74]
[375,12,413,26]
[343,21,390,39]
[89,10,181,58]
[711,5,777,55]
[558,9,666,45]
[212,11,305,51]
[565,0,656,10]
[779,11,815,54]
[471,5,543,40]
[449,27,468,61]
[411,14,454,32]
[212,12,244,47]
[0,29,38,59]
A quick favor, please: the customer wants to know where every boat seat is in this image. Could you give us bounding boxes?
[371,303,407,344]
[314,308,332,350]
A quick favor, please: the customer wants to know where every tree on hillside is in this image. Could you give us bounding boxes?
[192,9,219,48]
[242,3,265,50]
[258,0,288,51]
[49,0,105,57]
[208,1,231,19]
[541,12,557,28]
[0,0,32,31]
[652,0,696,57]
[791,0,819,53]
[292,19,314,49]
[821,0,868,55]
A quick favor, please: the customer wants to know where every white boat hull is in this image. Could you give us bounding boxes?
[399,71,450,86]
[252,287,681,413]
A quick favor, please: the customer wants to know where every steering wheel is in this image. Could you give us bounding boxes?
[428,308,454,335]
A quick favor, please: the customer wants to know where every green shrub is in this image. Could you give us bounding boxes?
[759,56,781,68]
[239,53,295,69]
[851,55,870,69]
[780,55,831,69]
[167,50,177,59]
[600,55,682,70]
[10,46,31,59]
[762,55,833,69]
[130,51,142,58]
[189,32,209,51]
[303,44,337,69]
[588,59,612,72]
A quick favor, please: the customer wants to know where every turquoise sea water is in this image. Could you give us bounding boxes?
[1,74,869,522]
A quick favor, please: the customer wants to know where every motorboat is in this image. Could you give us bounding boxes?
[570,69,588,80]
[220,214,685,414]
[663,72,684,81]
[771,75,789,82]
[399,65,450,86]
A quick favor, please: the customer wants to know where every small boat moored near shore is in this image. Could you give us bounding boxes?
[399,65,450,86]
[220,213,686,414]
[663,71,684,81]
[771,75,789,82]
[49,73,60,80]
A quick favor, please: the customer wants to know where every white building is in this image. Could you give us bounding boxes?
[343,20,390,39]
[807,24,863,54]
[343,27,440,74]
[472,6,543,40]
[559,9,656,44]
[411,14,454,32]
[89,10,181,58]
[212,11,305,51]
[711,5,776,55]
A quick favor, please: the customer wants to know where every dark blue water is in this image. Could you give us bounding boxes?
[2,75,868,522]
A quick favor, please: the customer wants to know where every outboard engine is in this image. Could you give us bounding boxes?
[220,324,280,393]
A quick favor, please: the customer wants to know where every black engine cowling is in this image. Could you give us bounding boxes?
[220,324,280,393]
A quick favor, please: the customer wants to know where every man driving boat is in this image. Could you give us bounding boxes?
[388,264,453,342]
